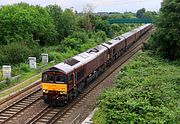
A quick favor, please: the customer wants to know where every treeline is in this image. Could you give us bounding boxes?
[136,8,158,19]
[147,0,180,60]
[0,2,138,66]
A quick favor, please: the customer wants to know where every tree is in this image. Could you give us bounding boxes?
[144,11,158,20]
[149,0,180,60]
[94,16,109,34]
[0,3,57,45]
[61,9,77,38]
[136,8,146,18]
[46,5,76,41]
[46,5,63,41]
[82,4,95,31]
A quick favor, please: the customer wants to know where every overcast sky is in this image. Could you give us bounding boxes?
[0,0,163,13]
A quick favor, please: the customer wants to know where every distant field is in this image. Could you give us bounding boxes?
[94,51,180,124]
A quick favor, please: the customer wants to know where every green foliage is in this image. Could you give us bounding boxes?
[0,82,9,91]
[93,109,107,124]
[95,31,107,42]
[136,8,146,18]
[108,12,136,19]
[78,14,109,33]
[61,9,77,37]
[0,43,30,65]
[48,48,78,63]
[79,39,98,52]
[148,0,180,60]
[46,5,76,41]
[136,8,158,21]
[94,51,180,124]
[19,63,31,73]
[109,24,140,38]
[62,30,107,52]
[94,16,109,34]
[0,42,41,66]
[110,24,121,32]
[0,70,2,81]
[70,31,88,43]
[0,2,57,45]
[63,37,82,50]
[144,11,158,20]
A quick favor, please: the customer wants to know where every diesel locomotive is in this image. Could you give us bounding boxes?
[41,24,153,105]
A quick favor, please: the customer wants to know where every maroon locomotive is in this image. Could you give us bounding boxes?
[41,24,153,105]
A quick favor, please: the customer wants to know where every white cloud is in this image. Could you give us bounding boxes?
[0,0,163,12]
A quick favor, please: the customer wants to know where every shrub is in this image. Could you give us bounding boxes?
[0,42,41,66]
[0,43,31,65]
[95,31,107,43]
[49,51,64,62]
[19,63,30,73]
[95,52,180,124]
[70,31,88,43]
[63,37,82,50]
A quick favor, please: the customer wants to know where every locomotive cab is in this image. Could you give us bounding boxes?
[41,70,69,105]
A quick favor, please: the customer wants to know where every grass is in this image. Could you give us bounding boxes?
[0,71,2,81]
[93,51,180,124]
[0,74,41,98]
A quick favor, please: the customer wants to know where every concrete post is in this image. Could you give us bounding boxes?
[2,65,11,79]
[28,57,36,69]
[41,53,48,64]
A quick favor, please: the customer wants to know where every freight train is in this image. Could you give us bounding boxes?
[41,24,153,106]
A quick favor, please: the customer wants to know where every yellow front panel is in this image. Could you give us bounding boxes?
[42,83,67,92]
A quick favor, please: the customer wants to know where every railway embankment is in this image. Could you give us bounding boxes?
[93,51,180,123]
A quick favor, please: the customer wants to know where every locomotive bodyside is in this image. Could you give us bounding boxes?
[102,36,126,62]
[121,31,136,49]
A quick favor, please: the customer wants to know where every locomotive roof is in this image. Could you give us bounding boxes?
[131,27,141,32]
[102,36,125,48]
[47,45,107,74]
[135,25,145,31]
[138,24,151,30]
[52,62,73,73]
[121,30,137,38]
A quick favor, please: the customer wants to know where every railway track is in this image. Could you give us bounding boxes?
[0,89,42,124]
[0,79,41,108]
[25,28,154,124]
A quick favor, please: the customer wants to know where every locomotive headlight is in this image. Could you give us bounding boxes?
[43,89,49,93]
[59,91,66,94]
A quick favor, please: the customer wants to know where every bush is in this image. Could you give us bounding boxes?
[0,42,41,66]
[94,51,180,124]
[63,37,82,50]
[79,39,98,52]
[70,31,88,43]
[19,63,31,73]
[49,51,64,62]
[95,31,107,43]
[0,43,31,65]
